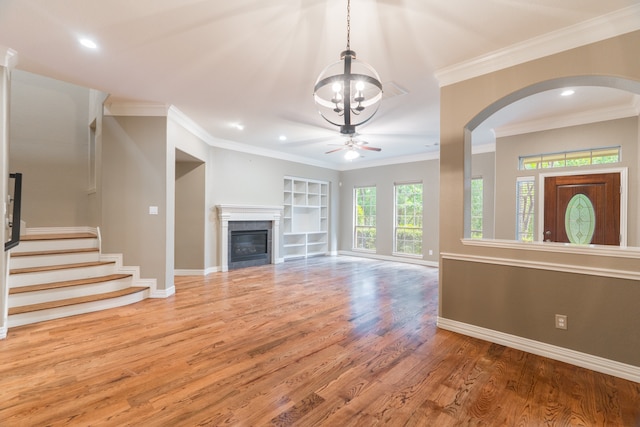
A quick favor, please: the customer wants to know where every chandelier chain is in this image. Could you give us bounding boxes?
[346,0,351,50]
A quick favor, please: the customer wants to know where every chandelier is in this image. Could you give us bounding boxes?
[313,0,383,136]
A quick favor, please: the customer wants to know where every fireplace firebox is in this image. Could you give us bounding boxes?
[227,220,272,270]
[230,230,268,262]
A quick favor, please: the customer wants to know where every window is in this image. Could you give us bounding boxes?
[394,183,423,255]
[516,177,535,242]
[520,146,620,170]
[354,186,376,250]
[470,177,483,239]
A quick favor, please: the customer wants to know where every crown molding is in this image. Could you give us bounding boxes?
[0,46,18,69]
[103,100,170,117]
[435,4,640,87]
[495,103,639,138]
[167,106,337,170]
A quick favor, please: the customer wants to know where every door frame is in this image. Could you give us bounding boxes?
[537,167,628,246]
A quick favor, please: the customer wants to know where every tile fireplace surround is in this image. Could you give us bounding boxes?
[216,205,283,272]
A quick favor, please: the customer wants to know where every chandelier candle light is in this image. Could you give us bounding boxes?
[314,0,383,136]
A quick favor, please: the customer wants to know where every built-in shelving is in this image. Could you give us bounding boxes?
[283,177,329,259]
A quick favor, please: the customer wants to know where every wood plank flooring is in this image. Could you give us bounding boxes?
[1,256,639,426]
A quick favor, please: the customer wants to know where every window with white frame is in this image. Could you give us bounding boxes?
[470,177,483,239]
[354,186,376,250]
[394,182,423,255]
[516,177,535,242]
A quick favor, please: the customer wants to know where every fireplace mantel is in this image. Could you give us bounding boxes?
[216,205,283,272]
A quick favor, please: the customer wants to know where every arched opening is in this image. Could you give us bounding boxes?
[462,76,640,246]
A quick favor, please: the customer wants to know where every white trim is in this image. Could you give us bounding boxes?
[103,100,170,117]
[437,317,640,384]
[205,266,218,275]
[0,46,17,69]
[24,226,98,236]
[168,106,337,170]
[435,4,640,87]
[339,250,438,268]
[150,284,174,298]
[495,104,639,138]
[0,326,6,339]
[442,251,640,281]
[174,269,205,276]
[537,167,627,247]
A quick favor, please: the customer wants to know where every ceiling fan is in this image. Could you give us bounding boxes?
[325,137,381,159]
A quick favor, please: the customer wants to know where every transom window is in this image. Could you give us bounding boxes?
[394,183,423,255]
[519,146,620,170]
[354,186,376,251]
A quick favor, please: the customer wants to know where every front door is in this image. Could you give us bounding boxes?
[543,173,620,245]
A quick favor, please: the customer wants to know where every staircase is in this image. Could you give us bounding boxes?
[7,228,152,328]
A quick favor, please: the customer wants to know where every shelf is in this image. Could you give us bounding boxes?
[283,176,329,260]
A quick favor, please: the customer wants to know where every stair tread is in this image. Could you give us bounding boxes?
[8,287,149,315]
[20,233,96,241]
[10,274,133,294]
[10,260,115,275]
[11,248,99,258]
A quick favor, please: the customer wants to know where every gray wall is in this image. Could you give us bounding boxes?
[439,30,640,367]
[175,160,205,271]
[494,117,639,243]
[9,70,92,227]
[338,159,440,262]
[102,115,169,288]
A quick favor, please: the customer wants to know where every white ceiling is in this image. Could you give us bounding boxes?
[1,0,639,169]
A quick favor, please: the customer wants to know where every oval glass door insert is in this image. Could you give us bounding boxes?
[564,193,595,244]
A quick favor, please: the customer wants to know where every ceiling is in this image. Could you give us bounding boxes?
[0,0,639,169]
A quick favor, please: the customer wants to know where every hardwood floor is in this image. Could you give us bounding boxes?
[1,256,639,426]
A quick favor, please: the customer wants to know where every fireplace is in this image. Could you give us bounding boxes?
[228,222,271,270]
[217,205,283,272]
[230,230,268,262]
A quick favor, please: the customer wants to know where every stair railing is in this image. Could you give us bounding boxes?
[5,173,22,251]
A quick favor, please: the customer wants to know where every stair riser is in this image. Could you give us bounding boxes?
[9,278,134,308]
[7,289,150,328]
[9,264,118,288]
[10,252,101,270]
[12,238,98,254]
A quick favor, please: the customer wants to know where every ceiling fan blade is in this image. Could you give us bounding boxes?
[325,147,345,154]
[360,145,381,152]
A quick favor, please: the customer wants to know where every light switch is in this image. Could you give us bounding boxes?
[149,206,159,215]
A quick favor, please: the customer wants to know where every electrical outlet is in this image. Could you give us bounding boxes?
[555,314,567,330]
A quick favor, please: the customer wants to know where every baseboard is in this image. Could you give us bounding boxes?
[338,250,438,268]
[175,269,205,276]
[0,325,6,340]
[24,226,98,235]
[174,267,220,276]
[150,285,175,298]
[437,317,640,384]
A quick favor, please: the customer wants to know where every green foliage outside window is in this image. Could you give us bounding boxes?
[520,147,619,170]
[355,186,376,250]
[517,179,535,242]
[395,183,423,255]
[470,178,483,239]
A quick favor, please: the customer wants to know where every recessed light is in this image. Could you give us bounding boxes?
[230,123,244,130]
[279,135,287,141]
[79,38,98,49]
[561,89,575,97]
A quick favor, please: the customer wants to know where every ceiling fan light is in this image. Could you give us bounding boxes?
[344,149,360,160]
